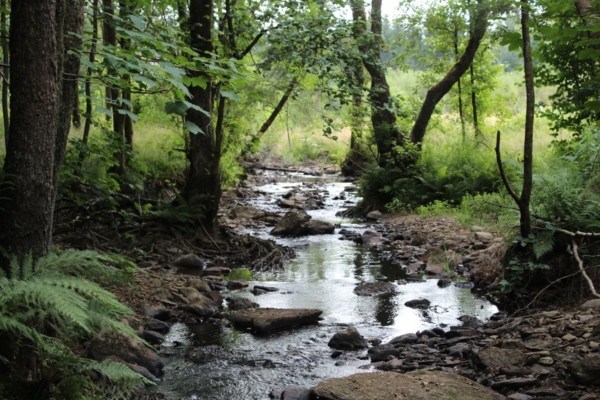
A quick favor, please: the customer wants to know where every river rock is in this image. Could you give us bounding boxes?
[477,346,526,369]
[569,355,600,384]
[311,371,505,400]
[174,254,205,269]
[144,318,170,334]
[360,230,389,248]
[178,287,220,317]
[304,220,335,234]
[270,210,333,236]
[280,387,311,400]
[142,306,171,321]
[366,210,383,220]
[270,210,311,236]
[140,330,165,345]
[227,308,323,333]
[104,355,160,383]
[389,333,418,345]
[474,231,494,243]
[404,299,431,309]
[226,297,259,310]
[368,344,400,362]
[354,282,396,296]
[186,278,212,293]
[328,327,368,350]
[226,280,249,290]
[88,331,164,376]
[581,299,600,310]
[229,206,266,220]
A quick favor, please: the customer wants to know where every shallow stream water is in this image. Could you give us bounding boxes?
[157,176,498,399]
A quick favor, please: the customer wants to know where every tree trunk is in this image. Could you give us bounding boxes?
[469,63,481,137]
[0,0,62,267]
[454,27,466,140]
[519,0,534,238]
[51,0,84,232]
[256,78,298,138]
[351,0,403,167]
[1,0,8,148]
[341,54,368,176]
[410,1,489,145]
[80,0,99,166]
[183,0,221,232]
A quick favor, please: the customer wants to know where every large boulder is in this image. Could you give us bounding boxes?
[312,371,505,400]
[328,327,368,350]
[227,308,322,333]
[270,210,333,236]
[174,254,205,269]
[226,297,259,311]
[88,332,164,376]
[569,356,600,385]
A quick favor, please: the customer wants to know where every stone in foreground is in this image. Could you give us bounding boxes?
[328,327,368,350]
[312,371,505,400]
[227,308,322,333]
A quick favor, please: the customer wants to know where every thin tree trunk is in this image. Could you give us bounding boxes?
[0,0,61,267]
[51,0,85,234]
[520,0,534,237]
[256,78,298,138]
[454,27,466,140]
[410,1,489,145]
[79,0,98,166]
[1,0,8,148]
[120,0,134,163]
[469,62,481,137]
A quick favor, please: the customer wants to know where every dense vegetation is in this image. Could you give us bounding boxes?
[1,0,600,397]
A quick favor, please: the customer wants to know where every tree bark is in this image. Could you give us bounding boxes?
[410,1,489,145]
[1,0,8,148]
[519,0,534,238]
[351,0,403,167]
[51,0,85,233]
[454,26,466,140]
[80,0,99,166]
[0,0,61,266]
[183,0,221,232]
[469,62,481,137]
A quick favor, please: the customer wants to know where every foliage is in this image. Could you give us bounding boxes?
[0,249,149,399]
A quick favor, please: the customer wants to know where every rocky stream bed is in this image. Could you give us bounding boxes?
[92,169,600,400]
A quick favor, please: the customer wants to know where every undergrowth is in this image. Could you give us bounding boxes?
[0,249,150,399]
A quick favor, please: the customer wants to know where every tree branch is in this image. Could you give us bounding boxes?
[569,240,600,298]
[495,130,521,205]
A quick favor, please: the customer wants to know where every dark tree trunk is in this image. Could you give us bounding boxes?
[519,0,534,238]
[119,0,134,162]
[80,0,99,166]
[341,54,368,176]
[0,0,62,266]
[410,1,489,145]
[454,27,466,140]
[51,0,85,230]
[1,0,8,147]
[256,78,298,138]
[351,0,403,167]
[469,63,481,137]
[183,0,221,232]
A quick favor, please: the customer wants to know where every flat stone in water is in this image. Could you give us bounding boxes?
[312,371,505,400]
[227,308,323,333]
[354,282,395,296]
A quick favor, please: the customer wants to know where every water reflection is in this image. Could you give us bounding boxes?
[374,293,397,326]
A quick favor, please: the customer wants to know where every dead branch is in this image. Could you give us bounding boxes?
[568,240,600,298]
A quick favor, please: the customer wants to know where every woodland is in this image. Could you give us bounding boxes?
[1,0,600,398]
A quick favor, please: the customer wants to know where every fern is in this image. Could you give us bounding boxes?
[0,249,150,399]
[532,230,555,260]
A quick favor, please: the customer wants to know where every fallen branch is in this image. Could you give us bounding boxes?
[568,240,600,299]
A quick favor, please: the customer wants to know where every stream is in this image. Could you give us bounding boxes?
[156,176,498,399]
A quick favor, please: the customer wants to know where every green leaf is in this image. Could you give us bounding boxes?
[184,121,203,134]
[132,74,157,88]
[585,100,600,113]
[95,106,113,118]
[578,48,600,60]
[116,109,139,122]
[129,15,147,31]
[220,90,241,101]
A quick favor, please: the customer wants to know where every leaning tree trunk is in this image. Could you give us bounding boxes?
[453,26,466,140]
[182,0,221,233]
[0,0,62,267]
[410,0,489,145]
[1,0,8,148]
